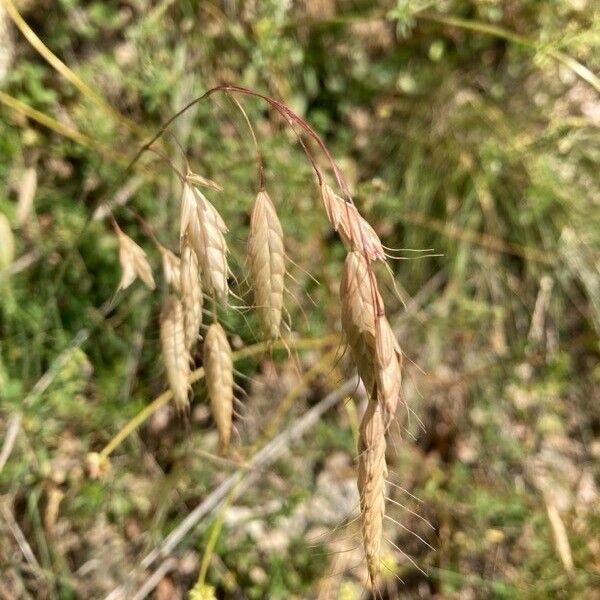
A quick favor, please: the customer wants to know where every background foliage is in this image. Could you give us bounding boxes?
[1,1,599,598]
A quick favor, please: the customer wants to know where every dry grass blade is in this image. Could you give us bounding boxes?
[374,314,402,427]
[181,241,203,349]
[115,226,155,291]
[204,323,234,455]
[16,165,37,226]
[320,182,384,262]
[193,188,229,300]
[340,250,382,392]
[247,190,285,339]
[160,295,191,412]
[0,212,14,270]
[357,400,387,588]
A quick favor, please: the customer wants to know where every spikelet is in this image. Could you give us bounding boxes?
[320,182,384,262]
[340,251,382,392]
[374,314,402,427]
[247,190,285,339]
[159,246,181,292]
[160,296,191,412]
[0,212,14,271]
[204,323,234,455]
[194,189,229,300]
[180,181,202,246]
[116,227,155,291]
[181,241,203,350]
[357,400,387,587]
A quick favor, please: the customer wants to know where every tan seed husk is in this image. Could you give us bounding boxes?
[194,189,229,301]
[320,183,384,262]
[374,314,402,427]
[204,323,234,455]
[160,295,191,413]
[116,228,155,291]
[247,190,285,339]
[159,246,181,292]
[358,400,387,587]
[181,241,203,350]
[340,251,383,392]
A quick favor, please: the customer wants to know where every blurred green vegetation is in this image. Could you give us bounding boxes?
[1,0,599,598]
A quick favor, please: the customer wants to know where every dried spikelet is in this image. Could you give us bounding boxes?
[194,189,229,300]
[116,228,155,291]
[160,295,191,412]
[204,323,234,454]
[186,171,223,192]
[159,246,181,292]
[0,212,14,270]
[181,241,203,349]
[340,250,382,392]
[374,314,402,427]
[247,190,285,339]
[180,182,201,245]
[320,182,384,262]
[16,166,37,226]
[358,400,387,587]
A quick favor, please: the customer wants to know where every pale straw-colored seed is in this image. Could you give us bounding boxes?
[186,171,223,192]
[193,189,229,301]
[16,166,37,226]
[374,314,402,427]
[204,323,234,455]
[247,190,285,339]
[358,400,387,587]
[159,246,181,292]
[0,212,14,270]
[116,228,155,291]
[160,295,191,412]
[181,241,203,350]
[320,182,384,262]
[340,250,383,392]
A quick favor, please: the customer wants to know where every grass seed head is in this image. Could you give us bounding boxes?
[340,250,383,392]
[194,189,229,301]
[358,400,387,588]
[374,314,402,427]
[320,183,384,262]
[160,295,191,412]
[247,190,285,339]
[159,246,181,292]
[116,228,155,291]
[204,322,234,455]
[181,241,203,350]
